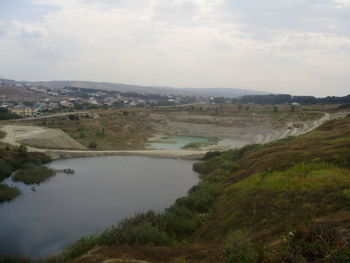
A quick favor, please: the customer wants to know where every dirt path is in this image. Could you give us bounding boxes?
[4,111,90,122]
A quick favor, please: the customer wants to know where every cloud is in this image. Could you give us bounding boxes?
[333,0,350,8]
[0,19,5,35]
[12,21,48,38]
[0,0,349,96]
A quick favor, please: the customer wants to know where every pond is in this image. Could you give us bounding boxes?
[145,135,217,150]
[0,156,199,258]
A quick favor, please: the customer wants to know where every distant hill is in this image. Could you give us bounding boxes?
[21,80,269,98]
[177,87,269,97]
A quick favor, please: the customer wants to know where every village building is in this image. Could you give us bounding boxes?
[11,105,36,117]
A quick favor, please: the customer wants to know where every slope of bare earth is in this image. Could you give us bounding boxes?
[0,85,49,101]
[147,110,337,150]
[0,125,86,150]
[10,105,343,151]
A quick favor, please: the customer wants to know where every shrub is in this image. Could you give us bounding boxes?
[17,144,27,155]
[280,223,350,262]
[98,222,173,247]
[223,230,258,263]
[88,141,97,149]
[161,206,199,238]
[175,183,220,213]
[0,159,14,181]
[202,151,221,160]
[64,236,97,260]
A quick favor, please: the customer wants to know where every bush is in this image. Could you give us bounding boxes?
[17,144,28,155]
[98,221,173,247]
[202,151,222,160]
[0,159,14,181]
[223,230,258,263]
[161,206,199,238]
[175,183,220,213]
[280,223,350,262]
[88,141,97,149]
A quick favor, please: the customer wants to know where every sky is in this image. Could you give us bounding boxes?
[0,0,350,96]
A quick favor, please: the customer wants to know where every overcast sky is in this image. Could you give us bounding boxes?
[0,0,349,96]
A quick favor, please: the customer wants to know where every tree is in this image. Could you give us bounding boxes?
[17,144,28,154]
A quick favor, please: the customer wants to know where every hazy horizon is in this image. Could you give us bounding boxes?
[1,0,350,97]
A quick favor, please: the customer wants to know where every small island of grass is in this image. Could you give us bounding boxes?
[0,184,21,202]
[182,137,219,149]
[12,163,56,185]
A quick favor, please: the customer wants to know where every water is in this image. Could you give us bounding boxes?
[146,136,215,150]
[0,156,198,258]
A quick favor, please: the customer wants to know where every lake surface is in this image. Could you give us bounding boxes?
[0,156,198,258]
[146,136,215,150]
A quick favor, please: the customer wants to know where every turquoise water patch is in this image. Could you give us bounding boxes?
[145,136,218,150]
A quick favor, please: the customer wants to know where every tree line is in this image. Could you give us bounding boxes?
[228,94,350,105]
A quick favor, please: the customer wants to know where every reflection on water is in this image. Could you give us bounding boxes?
[0,156,198,258]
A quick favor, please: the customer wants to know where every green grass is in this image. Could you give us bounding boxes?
[229,161,350,194]
[12,163,55,185]
[0,183,21,202]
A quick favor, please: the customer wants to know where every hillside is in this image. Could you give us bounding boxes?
[0,84,49,101]
[25,80,268,98]
[45,114,349,263]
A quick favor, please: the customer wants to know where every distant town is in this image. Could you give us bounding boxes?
[0,78,349,118]
[0,79,204,118]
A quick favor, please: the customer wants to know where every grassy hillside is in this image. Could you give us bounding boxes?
[59,115,350,262]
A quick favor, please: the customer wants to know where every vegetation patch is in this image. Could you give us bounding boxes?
[0,107,20,120]
[0,158,14,181]
[182,138,219,149]
[12,163,55,185]
[0,183,21,202]
[229,161,350,194]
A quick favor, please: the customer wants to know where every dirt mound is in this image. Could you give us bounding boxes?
[1,125,86,150]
